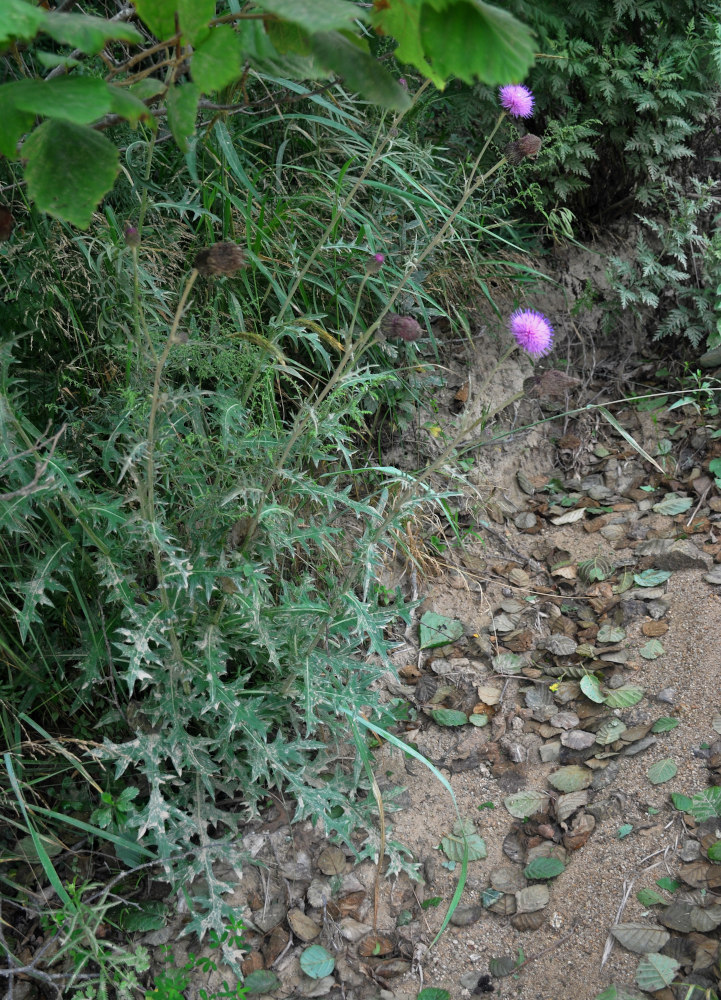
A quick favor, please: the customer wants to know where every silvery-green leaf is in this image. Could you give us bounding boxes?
[503,789,550,819]
[493,653,523,675]
[555,790,588,822]
[489,955,520,977]
[523,857,564,879]
[640,639,664,659]
[596,718,627,745]
[652,717,679,733]
[611,922,669,954]
[515,884,549,912]
[420,612,464,649]
[548,765,592,792]
[604,685,644,708]
[430,708,468,727]
[595,986,645,1000]
[652,494,693,515]
[551,507,586,525]
[689,787,721,821]
[647,758,677,784]
[597,625,626,643]
[635,953,679,991]
[633,569,672,587]
[580,674,605,703]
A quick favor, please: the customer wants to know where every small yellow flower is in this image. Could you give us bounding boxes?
[549,682,559,692]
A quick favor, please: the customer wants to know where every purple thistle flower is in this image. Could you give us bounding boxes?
[509,309,554,356]
[499,84,535,118]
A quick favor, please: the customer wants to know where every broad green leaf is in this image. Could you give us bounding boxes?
[310,32,411,110]
[597,625,626,643]
[468,712,488,727]
[299,944,335,979]
[595,987,645,1000]
[43,12,142,53]
[0,92,34,158]
[604,685,644,709]
[656,877,680,892]
[191,25,243,93]
[652,717,679,733]
[611,922,669,954]
[0,0,47,47]
[440,825,486,862]
[636,888,666,906]
[11,77,113,124]
[548,765,592,792]
[633,569,671,587]
[130,79,167,100]
[707,841,721,861]
[417,990,451,1000]
[523,857,564,879]
[503,789,549,819]
[617,824,633,838]
[647,758,677,785]
[23,119,119,229]
[419,0,536,85]
[243,970,281,995]
[489,954,521,977]
[640,639,664,659]
[652,494,693,515]
[130,0,177,41]
[670,792,693,811]
[166,82,200,152]
[419,611,463,649]
[689,786,721,821]
[580,674,605,703]
[253,0,364,33]
[430,708,468,727]
[177,0,214,44]
[108,86,152,125]
[635,953,679,991]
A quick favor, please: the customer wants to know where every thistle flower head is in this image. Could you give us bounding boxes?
[509,309,553,356]
[194,242,246,277]
[380,313,422,342]
[499,84,535,118]
[505,133,542,165]
[366,252,386,275]
[124,224,140,248]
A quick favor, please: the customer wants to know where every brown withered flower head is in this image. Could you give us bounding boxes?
[193,242,246,277]
[379,313,422,342]
[524,369,581,399]
[505,133,542,166]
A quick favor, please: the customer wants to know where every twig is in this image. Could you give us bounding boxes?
[515,915,581,971]
[601,879,634,967]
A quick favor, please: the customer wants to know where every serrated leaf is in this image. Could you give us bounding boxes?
[11,76,113,124]
[489,954,521,977]
[633,569,672,587]
[166,82,199,152]
[707,841,721,861]
[647,758,677,785]
[255,0,363,33]
[611,922,670,954]
[23,119,118,229]
[43,11,142,53]
[430,708,468,727]
[689,786,721,821]
[469,713,489,727]
[652,494,693,515]
[311,31,410,110]
[635,953,679,991]
[503,789,550,819]
[191,25,243,93]
[595,987,645,1000]
[597,625,626,643]
[636,888,666,907]
[0,0,47,47]
[548,765,592,792]
[656,877,680,892]
[493,652,523,675]
[604,685,644,709]
[440,824,486,863]
[299,944,335,979]
[419,611,464,649]
[617,824,633,839]
[652,717,679,733]
[580,674,605,703]
[551,507,587,525]
[596,719,627,745]
[243,969,281,995]
[640,639,664,660]
[417,990,451,1000]
[523,857,565,879]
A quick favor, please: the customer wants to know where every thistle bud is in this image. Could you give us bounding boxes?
[124,224,141,247]
[193,242,246,277]
[365,252,385,275]
[380,313,422,342]
[505,133,542,165]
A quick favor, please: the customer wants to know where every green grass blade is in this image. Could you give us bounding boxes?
[598,406,665,473]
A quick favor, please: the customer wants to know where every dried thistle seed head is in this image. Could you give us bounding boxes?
[524,369,581,399]
[379,313,422,342]
[505,133,543,165]
[193,242,246,276]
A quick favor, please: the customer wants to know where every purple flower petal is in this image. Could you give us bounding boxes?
[499,84,535,118]
[509,309,554,356]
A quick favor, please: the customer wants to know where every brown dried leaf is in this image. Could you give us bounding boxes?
[511,909,545,931]
[317,846,347,875]
[358,934,395,957]
[642,621,668,637]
